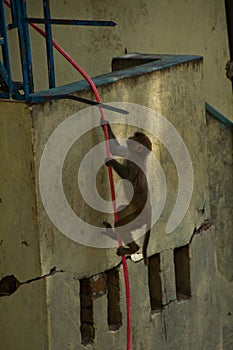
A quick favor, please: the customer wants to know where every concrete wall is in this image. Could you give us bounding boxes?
[0,48,227,349]
[25,56,220,349]
[5,0,233,122]
[31,56,209,271]
[207,114,233,350]
[0,102,48,349]
[0,0,231,344]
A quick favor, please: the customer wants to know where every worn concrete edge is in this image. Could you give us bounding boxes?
[112,52,172,60]
[205,102,233,128]
[30,54,203,100]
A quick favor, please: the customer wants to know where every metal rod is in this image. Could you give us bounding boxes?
[0,0,12,96]
[30,93,129,115]
[15,0,32,99]
[21,0,34,93]
[24,18,116,26]
[43,0,55,88]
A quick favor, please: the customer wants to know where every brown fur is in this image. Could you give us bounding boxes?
[102,123,152,265]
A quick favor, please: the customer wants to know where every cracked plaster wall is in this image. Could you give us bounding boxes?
[0,102,48,349]
[207,114,233,350]
[0,57,223,349]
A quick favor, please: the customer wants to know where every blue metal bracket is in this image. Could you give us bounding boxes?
[0,0,116,102]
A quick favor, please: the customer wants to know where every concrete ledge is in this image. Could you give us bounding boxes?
[30,54,202,102]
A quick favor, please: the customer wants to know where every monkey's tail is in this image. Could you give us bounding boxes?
[142,226,150,265]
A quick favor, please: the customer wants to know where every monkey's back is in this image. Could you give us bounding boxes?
[124,159,149,211]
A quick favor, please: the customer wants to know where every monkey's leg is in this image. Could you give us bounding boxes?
[115,207,140,256]
[117,242,139,257]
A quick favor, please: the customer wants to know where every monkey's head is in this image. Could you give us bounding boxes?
[127,132,152,155]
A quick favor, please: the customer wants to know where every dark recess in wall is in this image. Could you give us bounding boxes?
[79,278,95,345]
[174,245,191,300]
[79,267,122,344]
[106,267,122,331]
[148,253,163,312]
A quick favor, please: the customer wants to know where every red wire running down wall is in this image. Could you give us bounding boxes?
[3,1,131,349]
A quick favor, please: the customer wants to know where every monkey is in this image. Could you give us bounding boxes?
[101,120,152,265]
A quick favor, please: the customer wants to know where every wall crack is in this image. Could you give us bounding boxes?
[0,267,64,297]
[190,219,212,244]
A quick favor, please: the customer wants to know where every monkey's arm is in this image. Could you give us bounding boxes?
[105,158,130,179]
[101,120,119,144]
[101,119,127,157]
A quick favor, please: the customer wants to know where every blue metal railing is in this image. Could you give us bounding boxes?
[43,0,55,89]
[0,0,12,96]
[0,0,116,102]
[205,102,233,128]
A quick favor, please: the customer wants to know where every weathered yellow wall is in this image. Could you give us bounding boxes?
[28,57,221,349]
[207,114,233,350]
[32,58,209,272]
[1,49,229,348]
[0,102,48,349]
[5,0,233,122]
[1,0,231,344]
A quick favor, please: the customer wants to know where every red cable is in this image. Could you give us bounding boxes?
[4,1,131,349]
